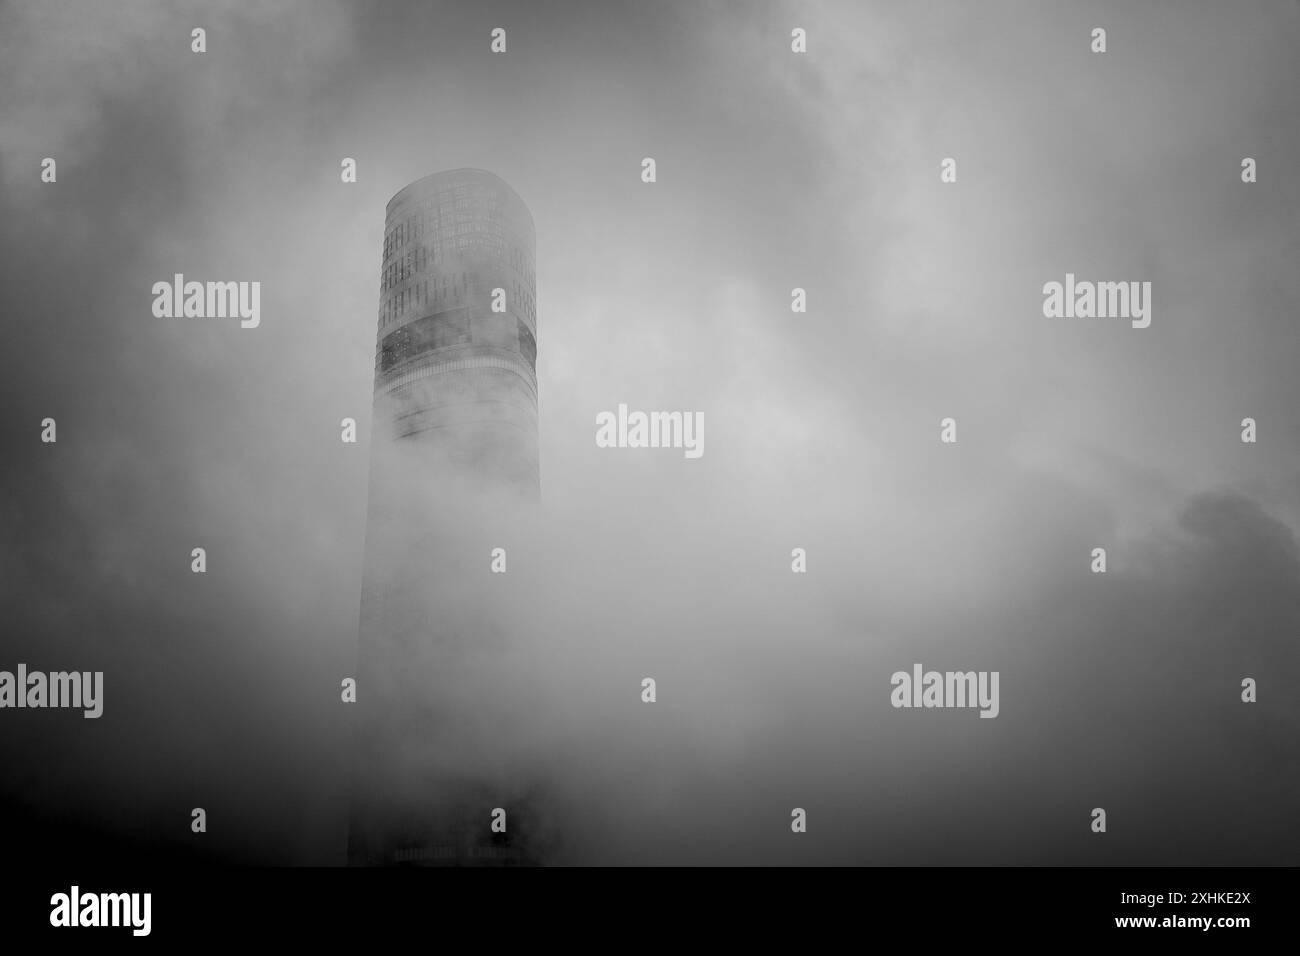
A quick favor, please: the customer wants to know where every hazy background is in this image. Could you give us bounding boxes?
[1,0,1297,865]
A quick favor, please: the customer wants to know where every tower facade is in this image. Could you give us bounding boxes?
[348,170,544,866]
[372,168,539,489]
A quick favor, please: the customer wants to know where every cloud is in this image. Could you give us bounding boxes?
[0,0,1295,865]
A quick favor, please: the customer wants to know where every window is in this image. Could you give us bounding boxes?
[379,308,472,372]
[517,320,536,367]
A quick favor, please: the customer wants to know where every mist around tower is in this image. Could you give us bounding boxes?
[0,0,1296,943]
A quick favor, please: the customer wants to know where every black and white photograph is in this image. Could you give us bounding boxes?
[0,0,1296,941]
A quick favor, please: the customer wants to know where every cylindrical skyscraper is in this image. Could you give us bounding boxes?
[348,170,547,866]
[373,168,538,489]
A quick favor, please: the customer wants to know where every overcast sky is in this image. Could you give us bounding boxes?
[1,0,1297,865]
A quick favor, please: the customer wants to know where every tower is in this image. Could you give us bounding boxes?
[371,168,538,488]
[347,170,544,865]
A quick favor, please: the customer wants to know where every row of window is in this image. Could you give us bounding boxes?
[379,227,512,283]
[383,185,511,259]
[380,236,535,295]
[378,311,537,374]
[379,275,537,330]
[381,274,466,328]
[383,210,505,260]
[380,309,472,371]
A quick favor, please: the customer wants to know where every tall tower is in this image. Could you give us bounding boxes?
[348,170,544,866]
[372,168,538,488]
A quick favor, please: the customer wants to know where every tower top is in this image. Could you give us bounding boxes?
[385,168,534,235]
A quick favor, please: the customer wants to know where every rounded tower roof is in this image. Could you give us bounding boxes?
[385,168,535,238]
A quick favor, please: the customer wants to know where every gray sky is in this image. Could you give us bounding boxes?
[0,0,1297,864]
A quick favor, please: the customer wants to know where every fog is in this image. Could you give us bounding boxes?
[0,0,1296,865]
